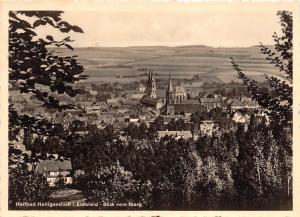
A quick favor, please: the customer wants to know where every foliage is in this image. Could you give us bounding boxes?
[9,10,87,159]
[230,10,293,209]
[230,11,292,127]
[9,10,86,205]
[44,114,292,210]
[9,165,51,208]
[9,11,86,109]
[84,161,153,209]
[55,174,66,189]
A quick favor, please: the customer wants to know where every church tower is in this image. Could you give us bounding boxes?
[146,70,157,98]
[165,73,175,115]
[166,72,174,105]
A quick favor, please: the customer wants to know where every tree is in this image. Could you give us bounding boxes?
[9,11,87,110]
[9,11,87,159]
[230,11,293,208]
[84,161,153,209]
[230,11,292,127]
[9,165,51,209]
[9,11,86,204]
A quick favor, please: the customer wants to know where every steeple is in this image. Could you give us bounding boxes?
[148,70,151,81]
[167,72,173,93]
[150,69,153,81]
[166,72,174,105]
[146,69,157,98]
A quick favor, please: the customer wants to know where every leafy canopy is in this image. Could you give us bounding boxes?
[230,11,292,126]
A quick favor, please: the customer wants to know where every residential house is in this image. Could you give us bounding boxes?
[85,104,101,114]
[230,97,260,111]
[141,97,164,110]
[35,157,73,187]
[232,111,251,124]
[136,83,146,93]
[199,97,222,110]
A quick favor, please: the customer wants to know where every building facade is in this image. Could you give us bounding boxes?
[35,156,73,187]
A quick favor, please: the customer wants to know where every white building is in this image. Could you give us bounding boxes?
[35,157,73,187]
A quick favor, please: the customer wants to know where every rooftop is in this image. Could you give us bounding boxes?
[200,98,222,103]
[36,159,72,173]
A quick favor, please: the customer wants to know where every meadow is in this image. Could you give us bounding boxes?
[56,45,280,84]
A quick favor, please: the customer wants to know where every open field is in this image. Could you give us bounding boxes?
[56,45,281,83]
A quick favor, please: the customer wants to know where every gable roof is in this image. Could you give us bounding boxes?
[231,98,259,107]
[180,99,200,104]
[36,159,72,174]
[141,97,159,106]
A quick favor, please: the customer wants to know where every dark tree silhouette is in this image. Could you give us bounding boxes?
[9,10,87,155]
[9,11,87,206]
[230,10,293,209]
[230,11,292,127]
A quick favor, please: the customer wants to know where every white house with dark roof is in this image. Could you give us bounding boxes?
[35,158,73,187]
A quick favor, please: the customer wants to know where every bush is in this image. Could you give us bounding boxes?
[84,161,153,209]
[9,166,51,209]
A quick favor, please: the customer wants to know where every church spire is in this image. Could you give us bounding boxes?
[166,72,173,105]
[146,69,157,98]
[151,69,154,81]
[148,69,151,81]
[167,72,173,92]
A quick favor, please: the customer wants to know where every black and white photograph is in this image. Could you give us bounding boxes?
[5,3,295,212]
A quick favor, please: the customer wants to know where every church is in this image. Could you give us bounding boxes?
[140,70,163,110]
[141,70,206,115]
[163,73,206,115]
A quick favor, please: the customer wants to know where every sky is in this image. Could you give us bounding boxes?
[39,10,282,48]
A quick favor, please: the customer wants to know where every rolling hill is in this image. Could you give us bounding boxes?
[55,45,281,84]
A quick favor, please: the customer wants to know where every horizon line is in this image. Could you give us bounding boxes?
[52,44,274,49]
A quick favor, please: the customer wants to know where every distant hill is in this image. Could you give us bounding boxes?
[55,45,280,83]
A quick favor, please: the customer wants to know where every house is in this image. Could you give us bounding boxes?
[199,97,222,110]
[35,157,73,187]
[85,105,101,114]
[106,98,121,108]
[106,98,119,104]
[136,83,146,93]
[174,101,206,114]
[232,111,251,124]
[125,116,140,123]
[117,108,129,114]
[230,97,260,110]
[141,96,164,110]
[157,130,193,140]
[128,93,145,100]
